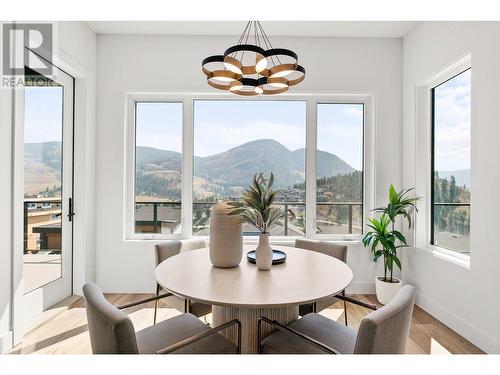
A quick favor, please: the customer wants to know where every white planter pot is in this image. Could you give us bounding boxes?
[256,233,273,271]
[375,276,402,305]
[209,202,243,268]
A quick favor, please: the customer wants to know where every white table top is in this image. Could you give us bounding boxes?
[155,245,353,308]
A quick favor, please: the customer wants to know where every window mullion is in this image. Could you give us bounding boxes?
[182,98,194,238]
[305,99,317,238]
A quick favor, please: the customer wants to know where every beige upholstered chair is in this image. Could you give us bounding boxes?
[295,239,375,325]
[259,285,416,354]
[83,283,240,354]
[154,239,212,323]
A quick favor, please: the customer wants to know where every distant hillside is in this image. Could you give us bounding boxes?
[25,141,62,172]
[194,139,354,190]
[24,142,62,196]
[137,139,354,194]
[437,169,470,188]
[25,139,356,198]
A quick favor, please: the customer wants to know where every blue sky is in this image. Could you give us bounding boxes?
[137,100,364,170]
[434,69,471,171]
[317,103,363,170]
[24,86,63,143]
[136,102,183,153]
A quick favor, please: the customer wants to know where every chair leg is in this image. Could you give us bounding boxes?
[342,290,348,326]
[184,299,191,313]
[153,283,161,324]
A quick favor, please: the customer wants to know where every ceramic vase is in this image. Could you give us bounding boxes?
[209,202,243,268]
[256,233,273,271]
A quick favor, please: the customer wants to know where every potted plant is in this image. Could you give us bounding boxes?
[362,185,420,304]
[228,172,295,271]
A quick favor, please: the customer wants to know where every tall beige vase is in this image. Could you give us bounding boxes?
[209,202,243,268]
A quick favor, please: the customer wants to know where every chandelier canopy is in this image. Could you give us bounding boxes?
[202,21,306,96]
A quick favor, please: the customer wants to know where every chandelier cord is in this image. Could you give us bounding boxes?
[255,21,272,65]
[240,21,252,63]
[233,21,251,60]
[257,21,282,66]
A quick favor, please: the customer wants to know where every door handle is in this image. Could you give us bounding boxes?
[68,197,75,221]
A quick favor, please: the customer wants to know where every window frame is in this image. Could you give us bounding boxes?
[430,68,471,255]
[414,53,471,267]
[124,92,375,242]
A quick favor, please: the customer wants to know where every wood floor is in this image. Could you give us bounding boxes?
[9,294,483,354]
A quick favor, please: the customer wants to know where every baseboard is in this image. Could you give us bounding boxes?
[416,291,500,354]
[346,282,375,295]
[0,330,13,354]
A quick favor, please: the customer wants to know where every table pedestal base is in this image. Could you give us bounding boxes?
[212,305,299,354]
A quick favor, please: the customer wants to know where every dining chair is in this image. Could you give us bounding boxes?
[295,239,377,325]
[258,285,416,354]
[154,239,212,324]
[83,283,240,354]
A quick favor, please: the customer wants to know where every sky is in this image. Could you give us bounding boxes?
[136,100,364,170]
[136,102,183,153]
[434,69,471,172]
[317,103,363,170]
[24,86,63,143]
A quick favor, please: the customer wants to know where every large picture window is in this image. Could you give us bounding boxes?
[193,100,307,236]
[127,94,371,240]
[134,102,183,234]
[431,69,471,254]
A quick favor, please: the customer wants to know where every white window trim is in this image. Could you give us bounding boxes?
[414,53,472,265]
[124,92,375,242]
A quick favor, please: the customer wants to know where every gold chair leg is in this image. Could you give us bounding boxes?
[153,283,160,324]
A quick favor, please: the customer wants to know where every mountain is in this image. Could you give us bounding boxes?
[196,139,302,189]
[437,169,470,188]
[25,141,62,172]
[138,139,355,197]
[24,142,62,196]
[25,139,356,197]
[135,146,181,172]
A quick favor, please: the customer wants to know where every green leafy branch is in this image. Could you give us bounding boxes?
[227,172,295,234]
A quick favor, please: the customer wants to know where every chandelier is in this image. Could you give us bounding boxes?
[202,21,306,96]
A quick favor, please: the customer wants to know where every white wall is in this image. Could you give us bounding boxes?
[0,21,97,353]
[402,22,500,353]
[95,34,403,293]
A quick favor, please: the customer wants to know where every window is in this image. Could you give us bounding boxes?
[127,94,372,240]
[134,102,183,234]
[431,69,471,254]
[316,104,364,234]
[193,100,307,236]
[24,83,64,293]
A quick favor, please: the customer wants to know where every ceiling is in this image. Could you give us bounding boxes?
[86,21,416,38]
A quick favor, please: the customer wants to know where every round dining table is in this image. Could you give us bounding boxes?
[155,245,353,354]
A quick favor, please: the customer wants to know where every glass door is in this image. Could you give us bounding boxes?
[21,51,74,320]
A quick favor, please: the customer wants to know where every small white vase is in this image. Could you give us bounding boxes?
[256,233,273,271]
[375,276,402,305]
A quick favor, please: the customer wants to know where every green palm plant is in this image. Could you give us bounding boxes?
[373,185,420,230]
[227,172,295,233]
[363,185,420,282]
[362,214,407,282]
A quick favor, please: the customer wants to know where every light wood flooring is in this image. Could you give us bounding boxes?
[9,294,483,354]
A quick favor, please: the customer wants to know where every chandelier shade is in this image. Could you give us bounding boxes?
[202,21,305,95]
